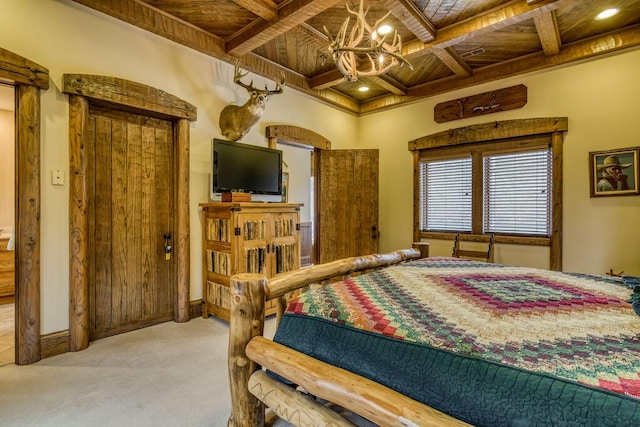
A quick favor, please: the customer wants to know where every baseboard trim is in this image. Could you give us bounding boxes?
[190,299,203,319]
[41,330,70,359]
[39,299,205,360]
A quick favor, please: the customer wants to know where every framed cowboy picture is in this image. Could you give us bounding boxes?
[589,147,640,197]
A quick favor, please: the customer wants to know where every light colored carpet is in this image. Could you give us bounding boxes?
[0,316,277,427]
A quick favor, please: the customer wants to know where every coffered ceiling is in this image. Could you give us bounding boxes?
[72,0,640,114]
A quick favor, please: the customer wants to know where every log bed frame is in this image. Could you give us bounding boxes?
[227,249,471,427]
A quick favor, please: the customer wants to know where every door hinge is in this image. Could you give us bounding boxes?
[296,223,300,231]
[234,227,241,236]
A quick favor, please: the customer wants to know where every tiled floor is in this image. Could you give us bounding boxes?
[0,303,14,366]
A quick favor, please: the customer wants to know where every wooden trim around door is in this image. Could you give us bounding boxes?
[265,125,333,267]
[0,47,49,365]
[63,74,197,351]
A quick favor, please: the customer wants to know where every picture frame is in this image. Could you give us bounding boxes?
[589,147,640,197]
[281,172,289,203]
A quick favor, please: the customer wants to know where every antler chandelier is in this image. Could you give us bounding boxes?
[325,0,412,82]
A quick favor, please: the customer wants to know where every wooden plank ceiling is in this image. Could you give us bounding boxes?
[73,0,640,115]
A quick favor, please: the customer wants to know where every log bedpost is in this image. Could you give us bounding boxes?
[228,273,268,427]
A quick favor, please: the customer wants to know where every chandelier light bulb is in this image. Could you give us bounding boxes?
[377,24,392,35]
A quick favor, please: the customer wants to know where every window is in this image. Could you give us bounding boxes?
[410,117,566,270]
[484,150,552,235]
[419,157,472,232]
[418,146,552,237]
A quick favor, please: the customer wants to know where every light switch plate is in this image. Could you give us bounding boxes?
[52,169,64,186]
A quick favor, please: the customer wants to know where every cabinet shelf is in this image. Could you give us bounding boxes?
[200,202,302,321]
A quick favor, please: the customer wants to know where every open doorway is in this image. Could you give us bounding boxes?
[277,144,314,266]
[267,125,380,267]
[0,82,15,366]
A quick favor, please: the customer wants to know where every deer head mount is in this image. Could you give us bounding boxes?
[325,0,412,82]
[219,62,284,141]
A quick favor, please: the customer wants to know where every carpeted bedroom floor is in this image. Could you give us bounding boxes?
[0,315,279,427]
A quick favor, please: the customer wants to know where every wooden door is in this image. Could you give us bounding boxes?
[87,106,176,340]
[318,149,379,263]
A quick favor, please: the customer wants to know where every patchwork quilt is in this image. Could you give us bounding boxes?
[273,257,640,426]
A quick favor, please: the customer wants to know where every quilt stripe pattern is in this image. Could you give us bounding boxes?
[285,257,640,400]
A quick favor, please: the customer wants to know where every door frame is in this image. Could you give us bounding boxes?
[266,125,331,265]
[62,74,196,352]
[0,47,49,365]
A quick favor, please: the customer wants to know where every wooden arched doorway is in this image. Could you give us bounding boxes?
[266,125,380,264]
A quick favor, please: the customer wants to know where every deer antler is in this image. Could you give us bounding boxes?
[233,61,255,91]
[265,73,285,94]
[233,61,285,95]
[325,0,412,81]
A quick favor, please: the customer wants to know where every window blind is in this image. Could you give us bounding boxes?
[420,157,472,232]
[483,149,552,235]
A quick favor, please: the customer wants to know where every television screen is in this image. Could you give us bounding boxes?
[212,139,283,196]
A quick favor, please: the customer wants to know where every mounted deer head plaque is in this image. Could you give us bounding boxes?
[219,62,284,141]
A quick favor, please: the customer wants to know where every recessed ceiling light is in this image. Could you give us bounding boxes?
[377,24,393,35]
[596,8,619,20]
[358,86,369,92]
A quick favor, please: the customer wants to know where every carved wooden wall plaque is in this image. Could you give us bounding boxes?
[434,84,527,123]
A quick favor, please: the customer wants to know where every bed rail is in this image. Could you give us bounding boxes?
[228,249,442,427]
[247,336,470,426]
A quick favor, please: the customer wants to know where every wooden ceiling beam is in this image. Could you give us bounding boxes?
[226,0,342,56]
[534,11,561,55]
[403,0,577,60]
[309,69,346,90]
[231,0,278,21]
[432,47,472,77]
[360,24,640,114]
[366,75,408,96]
[379,0,437,43]
[71,0,227,57]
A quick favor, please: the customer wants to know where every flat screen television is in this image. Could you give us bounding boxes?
[211,138,283,197]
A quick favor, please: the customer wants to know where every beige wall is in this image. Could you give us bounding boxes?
[1,0,639,334]
[360,48,640,275]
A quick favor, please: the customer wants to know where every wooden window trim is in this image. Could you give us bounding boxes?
[409,117,568,270]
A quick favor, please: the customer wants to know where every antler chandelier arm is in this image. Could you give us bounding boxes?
[326,0,413,81]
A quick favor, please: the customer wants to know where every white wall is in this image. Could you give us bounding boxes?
[359,48,640,275]
[0,0,357,333]
[2,0,639,335]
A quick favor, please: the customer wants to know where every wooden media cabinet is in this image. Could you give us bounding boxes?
[200,202,302,321]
